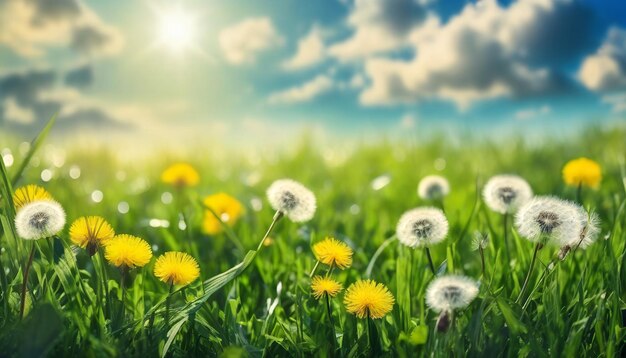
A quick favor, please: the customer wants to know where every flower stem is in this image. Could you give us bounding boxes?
[19,241,36,320]
[325,293,336,349]
[479,247,486,278]
[365,310,371,343]
[256,211,283,251]
[502,213,511,265]
[516,243,540,304]
[119,266,128,322]
[98,250,111,319]
[576,182,582,204]
[424,247,436,275]
[166,281,174,330]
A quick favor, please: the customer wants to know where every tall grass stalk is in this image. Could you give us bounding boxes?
[19,241,36,319]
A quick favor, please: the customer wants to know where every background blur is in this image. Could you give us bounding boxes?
[0,0,625,154]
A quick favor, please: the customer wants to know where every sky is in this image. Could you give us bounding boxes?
[1,0,625,147]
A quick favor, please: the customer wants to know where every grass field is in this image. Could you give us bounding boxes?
[0,123,625,357]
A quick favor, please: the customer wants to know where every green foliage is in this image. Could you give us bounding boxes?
[0,123,625,356]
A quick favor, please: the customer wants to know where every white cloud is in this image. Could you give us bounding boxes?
[0,0,123,58]
[579,27,626,91]
[602,93,626,113]
[329,0,430,61]
[515,105,551,120]
[219,17,283,65]
[3,98,35,124]
[282,26,326,70]
[359,0,584,108]
[268,75,334,104]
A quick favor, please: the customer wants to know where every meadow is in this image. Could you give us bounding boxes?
[0,122,625,357]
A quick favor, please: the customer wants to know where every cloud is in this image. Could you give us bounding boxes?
[0,0,123,58]
[578,27,626,91]
[219,17,283,65]
[0,68,144,134]
[359,0,587,108]
[515,105,551,120]
[268,75,334,104]
[2,98,35,124]
[70,23,124,58]
[329,0,431,60]
[282,26,326,70]
[602,93,626,113]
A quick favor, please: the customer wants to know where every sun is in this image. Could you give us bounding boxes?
[155,6,197,54]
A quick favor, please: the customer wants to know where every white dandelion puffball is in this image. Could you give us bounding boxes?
[482,174,533,214]
[563,209,601,249]
[396,207,449,248]
[515,196,585,246]
[426,275,479,313]
[266,179,316,222]
[418,175,450,200]
[15,200,66,240]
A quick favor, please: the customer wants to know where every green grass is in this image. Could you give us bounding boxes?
[0,123,625,357]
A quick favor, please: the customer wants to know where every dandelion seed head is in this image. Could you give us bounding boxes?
[266,179,316,222]
[426,275,479,313]
[311,276,342,299]
[515,196,585,246]
[483,175,533,214]
[563,210,601,249]
[344,280,395,319]
[471,232,490,251]
[15,200,65,240]
[396,207,448,248]
[417,175,450,200]
[153,251,200,286]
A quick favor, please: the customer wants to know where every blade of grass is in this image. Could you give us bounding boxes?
[11,113,57,186]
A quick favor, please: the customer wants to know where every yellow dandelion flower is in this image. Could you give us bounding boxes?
[311,276,342,299]
[312,237,353,269]
[344,280,395,319]
[154,251,200,286]
[69,216,115,256]
[202,193,244,235]
[161,163,200,188]
[562,157,602,189]
[13,185,53,209]
[105,234,152,268]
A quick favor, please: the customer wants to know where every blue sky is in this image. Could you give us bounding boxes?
[1,0,625,144]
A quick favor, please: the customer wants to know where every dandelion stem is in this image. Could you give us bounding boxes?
[479,247,486,278]
[365,310,371,343]
[576,182,582,204]
[256,211,283,251]
[325,293,336,349]
[98,250,111,319]
[19,241,36,320]
[516,243,540,304]
[120,266,127,322]
[165,281,174,330]
[309,260,320,278]
[502,213,511,265]
[425,247,436,275]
